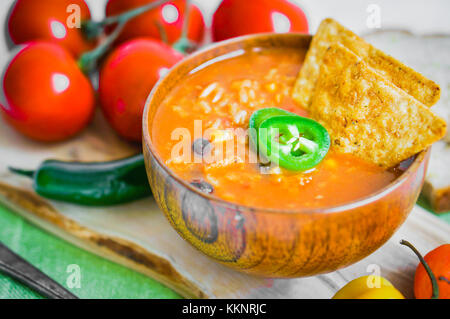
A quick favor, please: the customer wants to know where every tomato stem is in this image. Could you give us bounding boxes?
[180,0,191,39]
[78,22,126,74]
[172,0,195,54]
[155,21,169,45]
[78,0,173,73]
[82,0,172,40]
[400,240,440,299]
[78,0,172,73]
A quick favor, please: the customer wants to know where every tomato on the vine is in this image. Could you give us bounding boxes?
[105,0,205,47]
[1,42,95,142]
[212,0,309,42]
[8,0,96,58]
[99,38,183,141]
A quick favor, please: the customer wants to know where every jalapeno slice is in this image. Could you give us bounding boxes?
[249,107,295,149]
[256,115,330,171]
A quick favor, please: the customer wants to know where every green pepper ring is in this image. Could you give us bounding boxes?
[256,115,330,172]
[248,107,296,152]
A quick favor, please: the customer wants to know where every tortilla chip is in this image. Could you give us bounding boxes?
[309,44,447,168]
[293,18,441,108]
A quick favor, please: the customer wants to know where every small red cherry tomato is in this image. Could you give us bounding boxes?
[1,42,95,142]
[105,0,205,46]
[8,0,96,58]
[212,0,309,42]
[99,38,183,141]
[414,244,450,299]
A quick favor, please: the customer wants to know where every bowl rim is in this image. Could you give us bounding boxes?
[142,32,428,215]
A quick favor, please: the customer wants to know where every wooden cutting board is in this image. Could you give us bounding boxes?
[0,31,449,299]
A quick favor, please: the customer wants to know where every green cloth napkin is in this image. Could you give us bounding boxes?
[0,199,448,299]
[0,204,180,299]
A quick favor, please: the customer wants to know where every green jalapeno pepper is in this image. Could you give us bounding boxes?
[249,108,330,171]
[249,107,295,149]
[9,154,151,206]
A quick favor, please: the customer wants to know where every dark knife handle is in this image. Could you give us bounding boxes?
[0,242,78,299]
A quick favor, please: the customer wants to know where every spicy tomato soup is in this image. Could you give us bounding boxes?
[151,48,401,210]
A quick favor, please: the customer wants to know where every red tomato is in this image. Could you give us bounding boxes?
[105,0,205,46]
[1,42,95,142]
[212,0,309,42]
[8,0,96,58]
[414,244,450,299]
[99,38,183,141]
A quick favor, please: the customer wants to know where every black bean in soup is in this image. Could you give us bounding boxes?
[190,180,214,194]
[192,138,211,156]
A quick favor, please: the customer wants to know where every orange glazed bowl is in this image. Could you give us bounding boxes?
[142,33,430,278]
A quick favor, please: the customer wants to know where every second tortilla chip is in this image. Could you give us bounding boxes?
[309,44,446,168]
[293,18,441,108]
